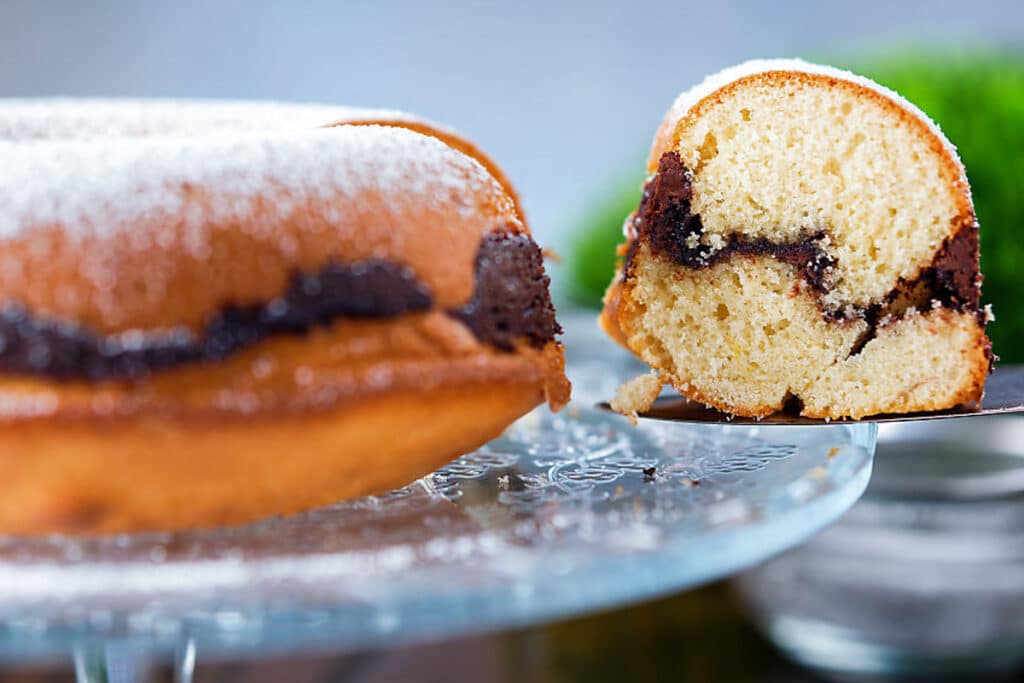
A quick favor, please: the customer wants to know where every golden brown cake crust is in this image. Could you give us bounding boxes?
[0,318,568,534]
[0,380,546,535]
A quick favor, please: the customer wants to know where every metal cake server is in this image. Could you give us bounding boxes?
[598,365,1024,425]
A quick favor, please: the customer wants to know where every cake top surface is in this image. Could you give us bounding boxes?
[0,98,521,244]
[0,124,515,242]
[0,101,525,333]
[654,58,965,177]
[0,98,425,142]
[0,97,523,223]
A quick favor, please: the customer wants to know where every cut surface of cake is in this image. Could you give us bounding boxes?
[602,59,992,419]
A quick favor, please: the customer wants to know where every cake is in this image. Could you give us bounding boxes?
[602,59,992,419]
[0,100,569,534]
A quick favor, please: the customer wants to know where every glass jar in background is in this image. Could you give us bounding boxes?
[733,416,1024,679]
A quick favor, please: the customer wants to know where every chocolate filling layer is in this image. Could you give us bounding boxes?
[453,231,561,351]
[0,231,559,381]
[902,224,981,312]
[629,151,982,317]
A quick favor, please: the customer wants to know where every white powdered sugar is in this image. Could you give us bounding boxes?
[0,98,426,142]
[0,99,509,258]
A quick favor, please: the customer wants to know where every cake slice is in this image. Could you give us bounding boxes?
[602,59,992,419]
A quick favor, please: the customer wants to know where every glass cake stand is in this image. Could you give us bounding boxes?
[0,312,876,679]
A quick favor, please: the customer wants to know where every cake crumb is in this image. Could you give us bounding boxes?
[609,371,663,425]
[541,246,562,263]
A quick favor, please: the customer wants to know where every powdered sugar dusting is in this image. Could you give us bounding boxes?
[0,98,427,142]
[0,124,507,245]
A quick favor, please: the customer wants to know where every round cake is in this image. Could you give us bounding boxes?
[0,100,569,534]
[602,60,992,419]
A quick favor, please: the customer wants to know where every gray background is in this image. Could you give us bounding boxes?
[0,0,1020,247]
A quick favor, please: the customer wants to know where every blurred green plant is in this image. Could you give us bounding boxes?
[853,52,1024,362]
[566,179,643,308]
[568,51,1024,361]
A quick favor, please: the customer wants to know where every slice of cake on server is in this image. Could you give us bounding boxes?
[602,59,993,420]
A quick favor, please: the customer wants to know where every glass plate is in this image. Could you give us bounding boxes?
[0,313,876,667]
